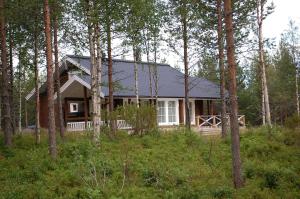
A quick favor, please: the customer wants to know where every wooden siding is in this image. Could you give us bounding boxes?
[179,99,184,124]
[40,94,48,128]
[195,100,204,116]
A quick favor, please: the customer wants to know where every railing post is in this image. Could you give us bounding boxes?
[196,116,199,126]
[213,115,216,128]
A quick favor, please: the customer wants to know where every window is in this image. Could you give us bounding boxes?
[70,103,79,113]
[168,101,176,123]
[157,101,166,123]
[157,100,178,124]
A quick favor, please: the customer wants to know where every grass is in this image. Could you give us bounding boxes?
[0,127,300,199]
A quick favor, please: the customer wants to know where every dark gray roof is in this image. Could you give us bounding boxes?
[66,55,221,99]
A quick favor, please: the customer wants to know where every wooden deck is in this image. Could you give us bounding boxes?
[66,115,246,133]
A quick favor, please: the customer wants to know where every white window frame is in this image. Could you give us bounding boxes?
[70,103,79,113]
[157,98,179,125]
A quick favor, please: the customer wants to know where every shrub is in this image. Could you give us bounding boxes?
[210,186,233,199]
[143,169,160,187]
[184,132,202,148]
[285,114,300,130]
[262,167,280,189]
[118,104,157,135]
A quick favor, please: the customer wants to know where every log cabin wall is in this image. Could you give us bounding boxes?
[179,99,184,124]
[195,100,204,116]
[39,94,48,128]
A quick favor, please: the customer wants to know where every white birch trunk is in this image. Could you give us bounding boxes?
[133,46,139,107]
[257,0,271,126]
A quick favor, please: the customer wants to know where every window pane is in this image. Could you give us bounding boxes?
[168,101,176,123]
[157,101,166,123]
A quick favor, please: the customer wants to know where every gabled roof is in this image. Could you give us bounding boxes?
[26,55,221,100]
[67,55,221,99]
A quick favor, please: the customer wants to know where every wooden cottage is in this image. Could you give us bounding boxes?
[26,55,245,131]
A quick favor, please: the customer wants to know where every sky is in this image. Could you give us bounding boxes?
[264,0,300,42]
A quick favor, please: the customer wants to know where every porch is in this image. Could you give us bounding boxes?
[66,115,246,132]
[60,85,245,132]
[66,120,131,131]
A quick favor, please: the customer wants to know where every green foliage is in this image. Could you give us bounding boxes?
[210,186,233,199]
[117,104,157,135]
[284,114,300,130]
[0,127,300,198]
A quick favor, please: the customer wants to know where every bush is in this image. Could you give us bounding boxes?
[118,104,157,135]
[285,114,300,130]
[143,169,160,187]
[263,169,280,189]
[210,186,233,199]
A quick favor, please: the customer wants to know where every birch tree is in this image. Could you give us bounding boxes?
[257,0,272,127]
[166,0,198,130]
[85,0,102,145]
[122,0,151,107]
[216,0,227,138]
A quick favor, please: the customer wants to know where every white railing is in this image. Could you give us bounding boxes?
[116,120,132,130]
[67,120,131,132]
[196,115,245,128]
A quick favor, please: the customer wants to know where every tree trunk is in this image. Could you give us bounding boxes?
[224,0,244,188]
[18,53,22,133]
[53,14,65,140]
[217,0,227,138]
[261,83,265,124]
[34,31,40,144]
[106,18,116,134]
[144,29,153,101]
[133,46,139,107]
[9,30,15,134]
[153,35,159,126]
[296,69,299,116]
[95,22,102,144]
[44,0,57,158]
[257,0,271,126]
[182,6,190,130]
[0,0,12,146]
[87,0,101,145]
[23,71,27,129]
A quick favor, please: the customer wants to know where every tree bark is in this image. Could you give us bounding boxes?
[95,23,102,144]
[44,0,57,158]
[18,53,22,133]
[0,0,12,146]
[87,0,101,145]
[8,30,15,134]
[296,68,299,116]
[261,83,265,124]
[224,0,244,188]
[53,13,65,140]
[257,0,271,126]
[153,34,159,126]
[34,31,41,144]
[144,29,153,100]
[133,46,139,107]
[106,18,116,134]
[217,0,227,138]
[182,3,190,130]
